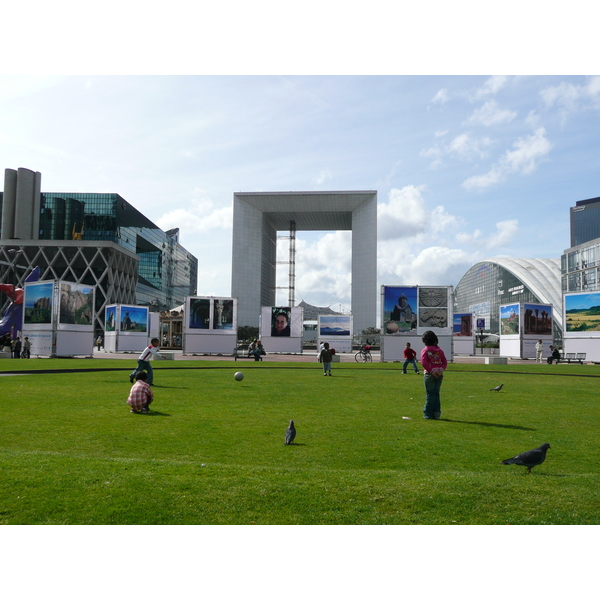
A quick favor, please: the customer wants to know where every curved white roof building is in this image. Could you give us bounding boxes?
[454,257,562,337]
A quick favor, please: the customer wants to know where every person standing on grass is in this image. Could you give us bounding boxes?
[318,342,333,376]
[420,330,447,420]
[535,339,544,363]
[402,342,420,374]
[129,337,164,385]
[127,371,154,414]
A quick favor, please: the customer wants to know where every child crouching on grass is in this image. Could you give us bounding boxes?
[127,371,154,414]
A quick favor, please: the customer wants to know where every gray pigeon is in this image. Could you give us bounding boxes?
[285,419,296,445]
[502,443,551,473]
[490,384,504,392]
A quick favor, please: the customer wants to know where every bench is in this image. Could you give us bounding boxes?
[234,345,264,361]
[559,352,586,364]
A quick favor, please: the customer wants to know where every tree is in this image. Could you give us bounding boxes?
[237,325,259,342]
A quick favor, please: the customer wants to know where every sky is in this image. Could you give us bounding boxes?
[3,74,599,315]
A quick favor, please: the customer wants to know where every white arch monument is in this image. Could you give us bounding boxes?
[231,191,377,333]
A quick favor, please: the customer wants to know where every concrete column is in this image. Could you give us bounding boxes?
[1,168,17,239]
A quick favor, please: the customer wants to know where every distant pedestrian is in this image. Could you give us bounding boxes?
[547,345,560,364]
[535,339,544,363]
[127,371,154,414]
[318,342,333,376]
[129,338,164,385]
[96,335,103,351]
[402,342,420,374]
[12,336,21,359]
[420,330,447,420]
[22,336,31,359]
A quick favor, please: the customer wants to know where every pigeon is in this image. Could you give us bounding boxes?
[502,443,551,473]
[490,384,504,392]
[285,419,296,445]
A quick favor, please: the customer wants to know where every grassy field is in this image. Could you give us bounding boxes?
[1,358,599,525]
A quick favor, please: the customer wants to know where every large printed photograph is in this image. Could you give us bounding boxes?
[119,305,148,333]
[271,307,291,337]
[189,298,211,329]
[319,315,351,336]
[500,304,520,335]
[382,286,417,334]
[105,306,116,332]
[523,303,552,336]
[564,292,600,333]
[212,299,234,330]
[59,282,94,325]
[24,282,53,325]
[453,313,472,336]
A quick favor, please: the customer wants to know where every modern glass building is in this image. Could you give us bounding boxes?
[38,192,198,309]
[454,258,563,342]
[562,196,600,294]
[1,168,198,336]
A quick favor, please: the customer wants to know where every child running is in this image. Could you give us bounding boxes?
[130,338,164,385]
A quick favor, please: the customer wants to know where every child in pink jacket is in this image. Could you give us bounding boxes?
[420,330,447,419]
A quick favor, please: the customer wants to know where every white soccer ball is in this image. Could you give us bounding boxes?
[234,371,244,381]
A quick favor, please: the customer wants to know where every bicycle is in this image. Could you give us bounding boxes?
[355,346,373,362]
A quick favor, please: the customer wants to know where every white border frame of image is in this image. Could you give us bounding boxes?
[104,305,150,353]
[22,280,55,357]
[318,314,353,353]
[563,291,600,362]
[261,306,303,354]
[453,313,475,355]
[499,302,521,358]
[380,285,454,362]
[183,296,238,355]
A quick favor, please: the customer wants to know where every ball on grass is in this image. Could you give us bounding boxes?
[234,371,244,381]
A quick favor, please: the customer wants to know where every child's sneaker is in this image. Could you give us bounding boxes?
[141,408,149,413]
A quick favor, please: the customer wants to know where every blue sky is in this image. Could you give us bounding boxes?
[4,74,599,313]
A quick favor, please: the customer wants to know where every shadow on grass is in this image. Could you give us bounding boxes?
[138,411,171,417]
[440,418,536,431]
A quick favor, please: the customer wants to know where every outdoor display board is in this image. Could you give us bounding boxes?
[261,306,303,353]
[183,296,237,355]
[499,302,553,359]
[453,312,475,355]
[318,314,353,353]
[562,292,600,362]
[380,285,453,362]
[22,280,95,357]
[104,304,150,353]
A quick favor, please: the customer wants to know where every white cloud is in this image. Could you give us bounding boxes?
[474,76,509,99]
[156,193,233,235]
[462,127,552,190]
[540,76,600,114]
[464,99,517,126]
[314,169,332,184]
[432,89,449,104]
[420,133,492,168]
[456,220,519,249]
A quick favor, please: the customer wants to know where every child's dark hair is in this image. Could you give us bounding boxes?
[135,371,148,381]
[422,330,438,346]
[151,338,160,345]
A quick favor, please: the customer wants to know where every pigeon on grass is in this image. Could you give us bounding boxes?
[490,384,504,392]
[502,443,551,473]
[285,420,296,445]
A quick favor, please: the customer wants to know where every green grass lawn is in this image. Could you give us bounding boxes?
[1,359,599,524]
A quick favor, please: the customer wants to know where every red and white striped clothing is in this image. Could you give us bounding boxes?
[138,345,162,361]
[127,381,154,411]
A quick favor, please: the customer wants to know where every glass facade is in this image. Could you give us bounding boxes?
[39,193,197,309]
[561,239,600,293]
[454,261,562,342]
[570,198,600,247]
